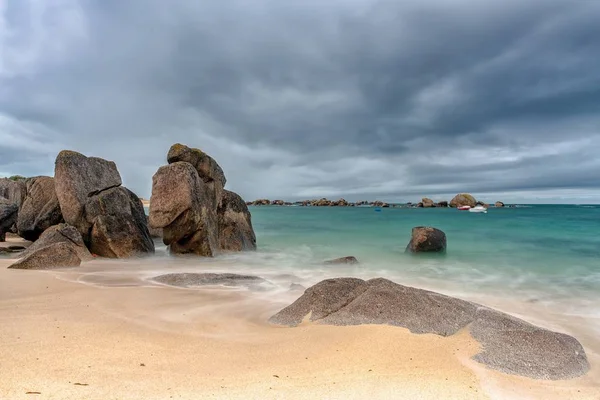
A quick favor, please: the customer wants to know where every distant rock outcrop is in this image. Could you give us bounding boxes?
[437,201,449,208]
[54,150,154,258]
[405,226,446,253]
[495,201,505,207]
[149,144,256,256]
[270,278,590,380]
[449,193,476,208]
[421,198,435,208]
[17,176,63,241]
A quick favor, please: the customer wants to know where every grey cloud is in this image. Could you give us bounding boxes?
[1,0,600,202]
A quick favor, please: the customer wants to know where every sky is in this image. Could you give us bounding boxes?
[1,0,600,204]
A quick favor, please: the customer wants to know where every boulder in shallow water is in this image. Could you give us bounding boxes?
[17,176,64,241]
[20,223,92,262]
[405,226,446,253]
[449,193,476,208]
[153,273,268,290]
[421,198,435,208]
[324,256,359,265]
[270,277,590,380]
[167,143,226,207]
[9,241,81,270]
[149,162,219,256]
[217,190,257,252]
[495,201,505,207]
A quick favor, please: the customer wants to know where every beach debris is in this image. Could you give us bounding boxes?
[54,150,154,258]
[140,363,146,367]
[449,193,477,208]
[17,177,63,241]
[149,144,256,256]
[153,273,271,290]
[324,256,359,265]
[73,383,89,386]
[270,277,590,380]
[405,226,446,253]
[25,391,41,395]
[8,242,81,270]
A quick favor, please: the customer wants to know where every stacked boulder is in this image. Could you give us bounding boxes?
[54,150,154,258]
[149,144,256,256]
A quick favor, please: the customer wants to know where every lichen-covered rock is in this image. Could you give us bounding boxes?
[8,241,81,270]
[449,193,476,208]
[218,190,256,252]
[19,223,92,261]
[405,226,446,253]
[167,143,226,207]
[270,277,590,380]
[54,150,122,234]
[0,199,18,242]
[17,177,63,241]
[149,162,218,256]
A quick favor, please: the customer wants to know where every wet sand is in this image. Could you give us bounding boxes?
[0,254,598,399]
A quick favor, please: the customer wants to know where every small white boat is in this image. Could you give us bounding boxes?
[468,205,487,213]
[457,205,471,211]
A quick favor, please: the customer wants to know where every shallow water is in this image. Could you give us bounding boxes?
[67,205,600,357]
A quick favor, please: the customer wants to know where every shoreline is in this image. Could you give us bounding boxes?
[1,253,599,399]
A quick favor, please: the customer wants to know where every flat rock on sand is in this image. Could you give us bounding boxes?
[153,273,270,290]
[270,277,590,380]
[8,242,81,270]
[20,223,92,262]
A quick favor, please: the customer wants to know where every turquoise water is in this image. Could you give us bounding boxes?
[244,205,600,320]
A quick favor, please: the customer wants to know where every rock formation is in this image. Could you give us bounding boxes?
[17,176,63,241]
[270,278,590,380]
[19,223,92,262]
[421,198,435,208]
[218,190,257,252]
[437,201,449,207]
[149,144,256,256]
[0,199,18,242]
[54,150,154,258]
[324,256,359,265]
[495,201,505,207]
[153,273,269,290]
[405,227,447,253]
[8,242,81,270]
[0,178,27,208]
[449,193,476,208]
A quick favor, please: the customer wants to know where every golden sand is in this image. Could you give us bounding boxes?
[0,253,598,399]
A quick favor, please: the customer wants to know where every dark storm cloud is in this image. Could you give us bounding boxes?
[1,0,600,202]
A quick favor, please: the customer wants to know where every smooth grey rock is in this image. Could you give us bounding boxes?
[153,273,268,289]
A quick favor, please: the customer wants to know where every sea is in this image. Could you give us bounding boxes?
[136,204,599,350]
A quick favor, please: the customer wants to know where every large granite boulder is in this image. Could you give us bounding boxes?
[54,150,154,258]
[218,190,256,252]
[20,223,92,261]
[0,199,18,242]
[150,145,256,257]
[405,226,446,253]
[0,178,27,208]
[270,278,590,380]
[17,176,63,241]
[8,242,81,270]
[167,143,226,207]
[449,193,476,208]
[149,162,219,256]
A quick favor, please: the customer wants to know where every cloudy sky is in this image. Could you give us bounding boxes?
[1,0,600,203]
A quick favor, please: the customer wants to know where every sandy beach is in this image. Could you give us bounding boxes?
[1,242,599,400]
